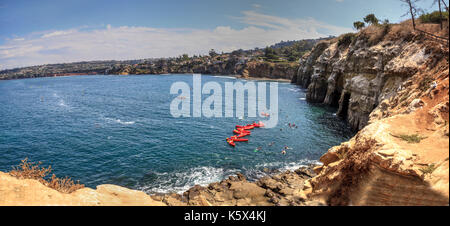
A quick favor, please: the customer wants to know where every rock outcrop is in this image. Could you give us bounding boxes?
[241,61,299,80]
[151,167,320,206]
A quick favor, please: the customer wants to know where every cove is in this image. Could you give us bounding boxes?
[0,74,354,194]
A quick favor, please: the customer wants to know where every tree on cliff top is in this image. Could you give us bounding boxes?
[209,49,218,58]
[364,14,379,25]
[353,21,366,30]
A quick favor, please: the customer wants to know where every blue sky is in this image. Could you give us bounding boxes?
[0,0,441,69]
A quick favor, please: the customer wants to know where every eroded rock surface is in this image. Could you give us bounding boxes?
[151,167,320,206]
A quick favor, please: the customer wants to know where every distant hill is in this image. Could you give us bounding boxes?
[0,37,333,80]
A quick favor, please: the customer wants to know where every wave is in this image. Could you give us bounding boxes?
[212,75,237,79]
[255,159,320,172]
[52,92,70,108]
[138,159,320,194]
[58,99,68,107]
[103,117,136,125]
[287,88,302,93]
[138,166,240,194]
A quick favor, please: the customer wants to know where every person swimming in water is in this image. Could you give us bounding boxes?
[254,146,262,152]
[281,145,291,155]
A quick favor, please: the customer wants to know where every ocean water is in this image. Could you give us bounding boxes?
[0,74,353,194]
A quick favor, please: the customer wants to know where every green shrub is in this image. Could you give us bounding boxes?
[418,76,434,92]
[338,33,356,46]
[364,14,379,25]
[419,10,449,24]
[390,133,427,143]
[353,21,365,30]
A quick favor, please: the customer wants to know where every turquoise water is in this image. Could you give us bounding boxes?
[0,74,353,193]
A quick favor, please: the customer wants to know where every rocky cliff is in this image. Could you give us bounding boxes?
[295,21,449,205]
[292,22,447,131]
[241,61,299,80]
[117,59,298,80]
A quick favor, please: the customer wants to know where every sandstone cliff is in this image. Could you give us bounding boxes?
[292,21,448,131]
[241,61,299,80]
[122,60,299,80]
[296,21,449,206]
[0,172,166,206]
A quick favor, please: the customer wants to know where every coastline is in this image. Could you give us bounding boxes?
[0,164,321,206]
[0,72,321,206]
[149,164,321,206]
[0,73,293,83]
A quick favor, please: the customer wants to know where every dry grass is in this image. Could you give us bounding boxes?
[419,163,437,175]
[357,19,449,47]
[359,24,392,46]
[390,133,427,143]
[9,158,84,193]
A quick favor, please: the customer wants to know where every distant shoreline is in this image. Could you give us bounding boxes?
[0,73,293,83]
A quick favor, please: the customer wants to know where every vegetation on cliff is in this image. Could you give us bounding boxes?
[9,158,84,194]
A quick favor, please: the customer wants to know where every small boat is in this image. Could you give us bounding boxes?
[243,125,254,130]
[251,121,265,128]
[237,133,249,138]
[233,138,248,142]
[226,139,236,147]
[234,129,251,134]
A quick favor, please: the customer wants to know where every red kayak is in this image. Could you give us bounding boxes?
[226,139,236,147]
[234,129,251,134]
[237,133,249,138]
[233,138,248,142]
[237,125,254,130]
[251,122,265,128]
[243,125,254,130]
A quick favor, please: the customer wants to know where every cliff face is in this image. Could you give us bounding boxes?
[242,61,299,80]
[292,24,438,130]
[126,60,298,80]
[297,22,449,206]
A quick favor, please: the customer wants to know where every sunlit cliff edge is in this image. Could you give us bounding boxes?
[0,171,166,206]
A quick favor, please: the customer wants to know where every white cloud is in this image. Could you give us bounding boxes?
[41,29,77,38]
[0,11,352,69]
[252,3,262,8]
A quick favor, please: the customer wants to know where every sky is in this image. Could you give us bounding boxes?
[0,0,441,69]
